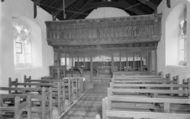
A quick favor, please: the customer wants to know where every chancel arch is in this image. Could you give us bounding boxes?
[86,7,130,19]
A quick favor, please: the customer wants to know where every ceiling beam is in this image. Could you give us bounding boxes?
[52,1,63,19]
[136,0,157,10]
[67,0,93,19]
[68,1,145,19]
[65,0,77,8]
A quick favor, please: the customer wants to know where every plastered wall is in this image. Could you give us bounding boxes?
[0,0,54,86]
[157,0,190,81]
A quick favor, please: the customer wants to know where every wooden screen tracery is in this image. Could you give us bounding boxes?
[46,14,161,46]
[46,14,161,81]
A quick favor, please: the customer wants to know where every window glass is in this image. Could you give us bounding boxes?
[13,22,32,67]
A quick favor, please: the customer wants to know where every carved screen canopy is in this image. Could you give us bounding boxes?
[46,14,161,46]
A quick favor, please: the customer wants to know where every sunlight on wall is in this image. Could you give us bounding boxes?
[12,16,42,69]
[165,4,186,66]
[86,7,129,19]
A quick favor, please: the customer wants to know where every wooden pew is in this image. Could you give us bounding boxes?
[110,76,185,90]
[103,96,190,119]
[24,75,42,83]
[113,79,177,84]
[0,87,52,119]
[13,75,86,117]
[27,87,52,119]
[49,66,66,78]
[112,74,175,84]
[9,77,53,89]
[62,77,83,105]
[19,76,66,115]
[113,71,155,77]
[25,76,85,115]
[110,83,189,91]
[112,72,171,82]
[103,72,190,119]
[108,85,190,97]
[103,84,190,119]
[23,75,65,114]
[112,72,169,79]
[0,94,28,119]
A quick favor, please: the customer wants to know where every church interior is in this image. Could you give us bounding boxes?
[0,0,190,119]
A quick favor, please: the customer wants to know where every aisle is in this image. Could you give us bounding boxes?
[61,82,108,119]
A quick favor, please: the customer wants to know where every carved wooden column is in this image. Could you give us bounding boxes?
[77,56,79,68]
[90,56,93,81]
[150,50,156,73]
[126,53,129,70]
[119,52,122,71]
[133,53,135,71]
[71,56,74,68]
[140,53,143,71]
[147,51,152,72]
[83,57,85,68]
[71,56,74,77]
[65,54,67,70]
[54,51,61,66]
[111,53,114,73]
[146,51,149,71]
[155,50,157,73]
[154,50,157,73]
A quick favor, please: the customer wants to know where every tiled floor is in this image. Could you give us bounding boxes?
[61,82,108,119]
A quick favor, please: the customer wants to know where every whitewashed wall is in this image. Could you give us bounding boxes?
[157,0,190,81]
[0,0,54,86]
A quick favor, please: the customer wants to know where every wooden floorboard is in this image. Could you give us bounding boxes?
[61,82,108,119]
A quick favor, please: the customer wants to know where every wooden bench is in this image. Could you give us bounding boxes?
[49,66,66,78]
[20,76,66,115]
[0,94,28,119]
[9,77,54,89]
[110,75,185,96]
[0,87,52,119]
[113,71,155,77]
[5,76,86,118]
[62,77,84,104]
[112,75,175,84]
[108,83,190,97]
[112,72,170,79]
[110,83,189,96]
[24,75,42,83]
[24,75,86,114]
[103,71,190,119]
[103,96,190,119]
[102,86,190,118]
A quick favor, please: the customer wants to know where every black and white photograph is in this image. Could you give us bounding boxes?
[0,0,190,119]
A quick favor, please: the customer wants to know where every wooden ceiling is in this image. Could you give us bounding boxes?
[31,0,162,20]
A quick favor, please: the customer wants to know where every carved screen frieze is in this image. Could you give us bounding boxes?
[46,14,161,46]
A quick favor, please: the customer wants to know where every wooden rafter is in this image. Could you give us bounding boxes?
[33,0,42,18]
[69,1,145,19]
[137,0,157,10]
[65,0,77,8]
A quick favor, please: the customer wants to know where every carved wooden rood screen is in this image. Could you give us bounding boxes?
[46,14,161,82]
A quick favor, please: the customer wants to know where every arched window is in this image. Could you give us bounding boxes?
[13,21,32,67]
[178,16,187,65]
[12,17,43,69]
[165,4,187,66]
